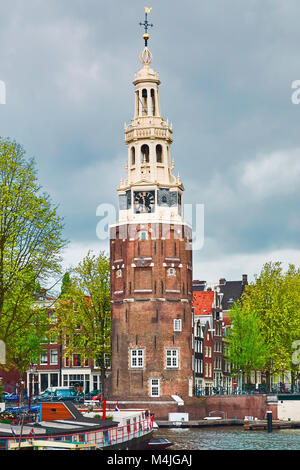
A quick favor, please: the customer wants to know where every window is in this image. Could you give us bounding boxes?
[104,354,111,368]
[130,349,144,368]
[50,349,58,365]
[166,349,179,368]
[156,144,163,163]
[168,268,176,277]
[174,319,182,332]
[139,231,148,241]
[40,351,48,365]
[151,89,156,116]
[141,144,149,163]
[142,89,148,115]
[131,147,136,166]
[116,269,122,278]
[150,378,160,397]
[49,333,58,344]
[50,373,58,387]
[73,354,81,367]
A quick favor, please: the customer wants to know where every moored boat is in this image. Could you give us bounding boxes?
[0,402,153,450]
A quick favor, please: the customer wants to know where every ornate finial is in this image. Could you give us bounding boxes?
[139,7,153,47]
[140,47,153,66]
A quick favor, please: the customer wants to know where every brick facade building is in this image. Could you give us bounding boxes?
[110,32,193,398]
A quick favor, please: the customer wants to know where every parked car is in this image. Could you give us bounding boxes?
[83,389,102,401]
[1,392,11,401]
[5,392,28,401]
[32,387,83,403]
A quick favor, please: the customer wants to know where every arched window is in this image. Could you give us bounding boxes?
[131,147,135,166]
[141,144,149,163]
[142,89,148,115]
[151,89,156,116]
[156,144,163,163]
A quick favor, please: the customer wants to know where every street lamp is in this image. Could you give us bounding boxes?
[28,365,37,410]
[239,369,243,393]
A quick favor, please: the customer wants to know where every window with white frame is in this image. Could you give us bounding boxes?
[40,351,48,365]
[130,349,144,368]
[116,269,122,278]
[50,349,58,365]
[173,319,182,332]
[150,378,160,397]
[166,349,179,368]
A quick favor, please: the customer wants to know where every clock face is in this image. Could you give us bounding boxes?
[134,191,155,214]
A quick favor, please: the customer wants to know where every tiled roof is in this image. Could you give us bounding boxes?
[193,290,214,315]
[192,280,206,292]
[219,280,247,311]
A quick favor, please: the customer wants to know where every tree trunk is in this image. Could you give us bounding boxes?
[265,370,272,393]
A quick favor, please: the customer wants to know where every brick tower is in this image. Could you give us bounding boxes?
[110,12,193,398]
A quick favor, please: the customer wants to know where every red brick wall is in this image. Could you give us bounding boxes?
[106,396,276,421]
[110,222,193,398]
[205,395,277,420]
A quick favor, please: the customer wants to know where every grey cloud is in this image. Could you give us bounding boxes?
[0,0,300,280]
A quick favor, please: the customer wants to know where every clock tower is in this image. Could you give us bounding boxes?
[110,10,193,398]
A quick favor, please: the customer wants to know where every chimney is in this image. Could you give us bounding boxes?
[242,274,248,285]
[219,278,226,285]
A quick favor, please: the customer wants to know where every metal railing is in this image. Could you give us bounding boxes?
[1,416,154,451]
[194,384,300,396]
[194,385,267,396]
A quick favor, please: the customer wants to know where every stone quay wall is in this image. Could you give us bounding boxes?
[109,395,278,421]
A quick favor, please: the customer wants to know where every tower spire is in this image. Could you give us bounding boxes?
[139,7,153,47]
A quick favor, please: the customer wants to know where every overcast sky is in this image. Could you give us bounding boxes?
[1,0,300,287]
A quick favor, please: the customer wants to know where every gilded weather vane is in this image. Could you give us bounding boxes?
[139,7,153,47]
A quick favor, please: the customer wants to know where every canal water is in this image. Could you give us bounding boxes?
[153,426,300,450]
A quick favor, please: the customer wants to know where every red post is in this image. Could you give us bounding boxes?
[102,399,106,420]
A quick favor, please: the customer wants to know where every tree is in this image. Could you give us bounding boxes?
[7,307,49,405]
[56,252,112,394]
[227,261,300,391]
[226,302,269,387]
[0,138,66,354]
[60,272,72,297]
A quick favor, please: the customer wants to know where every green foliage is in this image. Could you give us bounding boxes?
[61,272,72,296]
[227,261,300,383]
[56,251,111,392]
[226,302,269,379]
[0,137,66,373]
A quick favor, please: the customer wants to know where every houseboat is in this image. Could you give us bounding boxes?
[0,401,154,450]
